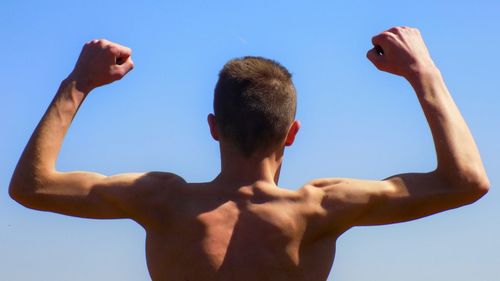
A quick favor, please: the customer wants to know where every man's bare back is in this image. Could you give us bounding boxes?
[144,180,333,281]
[9,27,489,281]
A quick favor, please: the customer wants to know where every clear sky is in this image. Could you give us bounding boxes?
[1,1,499,280]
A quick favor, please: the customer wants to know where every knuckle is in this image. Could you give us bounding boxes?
[105,45,118,54]
[98,39,108,47]
[85,40,97,47]
[380,32,394,39]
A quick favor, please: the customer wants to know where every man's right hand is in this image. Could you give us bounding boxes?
[366,27,437,79]
[68,39,134,93]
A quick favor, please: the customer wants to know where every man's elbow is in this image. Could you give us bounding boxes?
[437,167,490,203]
[472,175,490,198]
[9,177,45,209]
[461,172,490,203]
[9,182,35,207]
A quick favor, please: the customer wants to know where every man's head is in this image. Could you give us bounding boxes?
[210,56,299,157]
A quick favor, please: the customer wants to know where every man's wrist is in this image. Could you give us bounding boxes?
[64,73,94,95]
[57,77,90,108]
[405,65,448,103]
[405,65,442,85]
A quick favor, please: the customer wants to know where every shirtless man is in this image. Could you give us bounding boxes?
[9,26,489,281]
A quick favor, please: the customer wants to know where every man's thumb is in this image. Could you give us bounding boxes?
[111,58,134,80]
[366,48,385,70]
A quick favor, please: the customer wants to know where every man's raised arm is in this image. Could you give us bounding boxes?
[308,27,489,231]
[9,40,181,221]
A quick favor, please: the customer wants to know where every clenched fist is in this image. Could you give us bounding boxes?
[367,27,436,79]
[68,39,134,93]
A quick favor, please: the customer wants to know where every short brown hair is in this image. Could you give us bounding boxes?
[214,56,297,157]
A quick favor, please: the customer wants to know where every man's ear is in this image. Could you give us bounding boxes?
[285,120,300,146]
[208,113,219,141]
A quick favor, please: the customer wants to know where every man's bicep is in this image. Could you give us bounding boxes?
[343,173,443,226]
[30,171,179,221]
[314,172,478,230]
[311,177,399,230]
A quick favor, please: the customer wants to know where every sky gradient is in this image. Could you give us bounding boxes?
[1,1,499,280]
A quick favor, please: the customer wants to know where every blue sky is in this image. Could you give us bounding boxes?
[1,1,499,280]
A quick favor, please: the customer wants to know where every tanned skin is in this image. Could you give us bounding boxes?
[10,27,489,281]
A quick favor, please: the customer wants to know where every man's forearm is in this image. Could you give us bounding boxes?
[408,67,489,189]
[10,39,134,203]
[9,78,88,197]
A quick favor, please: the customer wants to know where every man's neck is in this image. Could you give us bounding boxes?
[215,144,285,188]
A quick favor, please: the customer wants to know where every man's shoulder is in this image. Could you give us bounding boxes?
[128,172,189,227]
[130,172,187,205]
[292,178,370,234]
[137,171,186,187]
[293,178,349,203]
